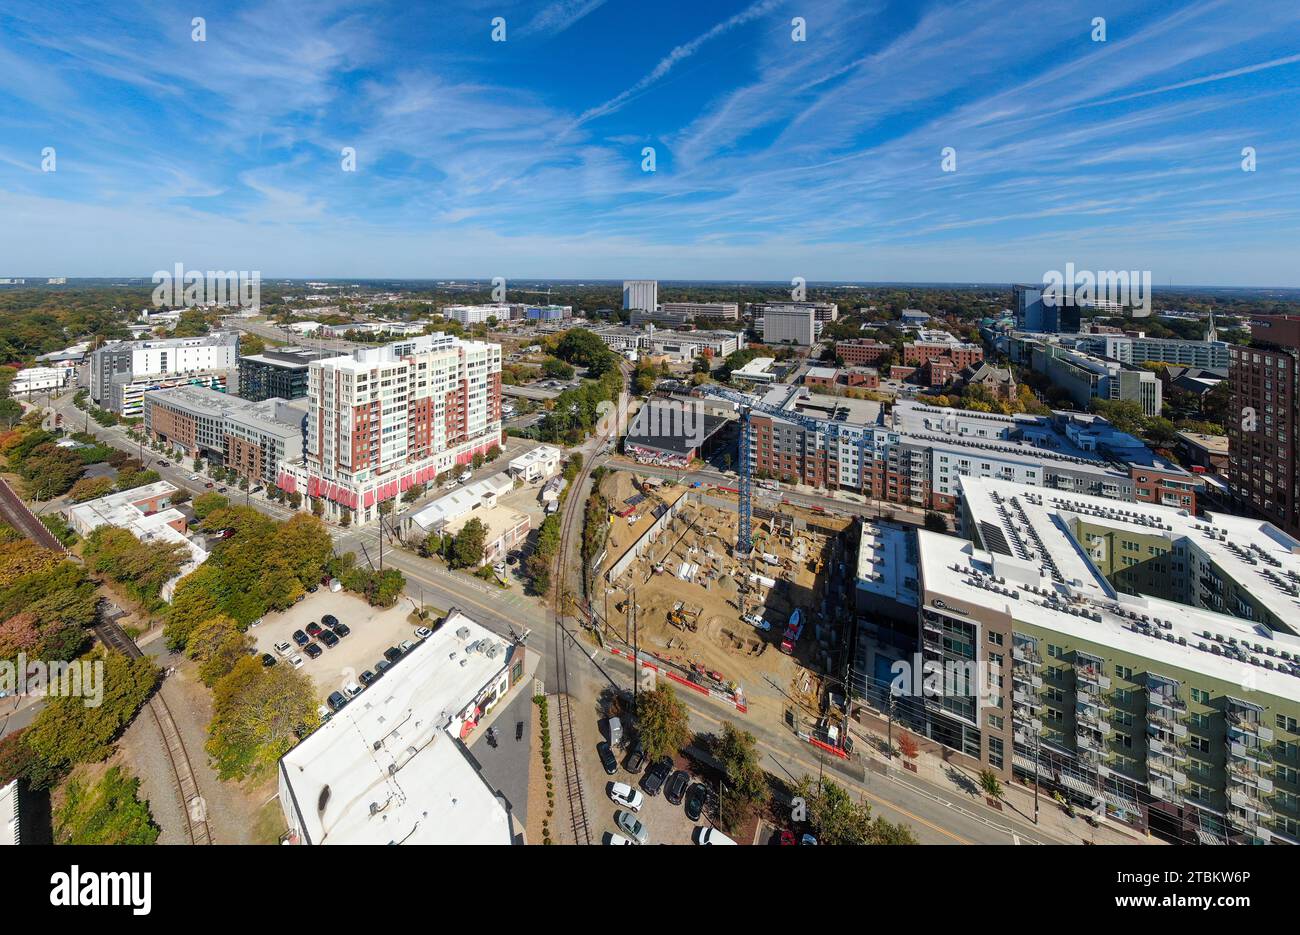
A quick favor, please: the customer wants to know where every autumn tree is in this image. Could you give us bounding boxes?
[634,683,691,760]
[206,655,319,780]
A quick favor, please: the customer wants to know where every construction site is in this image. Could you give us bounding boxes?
[591,468,858,730]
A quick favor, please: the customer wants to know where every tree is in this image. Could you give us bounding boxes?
[192,492,230,520]
[634,683,691,760]
[206,655,319,781]
[450,517,488,569]
[55,766,160,845]
[24,649,160,787]
[923,511,947,533]
[978,768,1004,801]
[186,615,252,687]
[82,526,188,611]
[68,475,114,503]
[713,722,767,830]
[795,776,917,845]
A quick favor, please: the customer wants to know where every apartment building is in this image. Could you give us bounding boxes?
[759,304,820,346]
[631,302,740,326]
[1071,334,1230,370]
[622,280,658,312]
[144,385,306,486]
[1016,336,1163,417]
[745,392,1197,512]
[903,333,984,370]
[1227,315,1300,538]
[835,339,892,366]
[238,348,333,401]
[90,332,240,416]
[441,304,514,325]
[277,333,502,525]
[901,475,1300,844]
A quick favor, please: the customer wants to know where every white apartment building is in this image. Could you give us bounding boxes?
[278,334,502,525]
[90,332,239,415]
[442,304,514,325]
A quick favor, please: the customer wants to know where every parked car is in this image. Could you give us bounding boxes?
[304,643,323,660]
[289,655,305,669]
[693,827,736,845]
[326,691,348,712]
[623,742,646,774]
[641,756,672,796]
[359,669,376,686]
[415,626,433,640]
[217,486,227,493]
[684,782,708,822]
[204,482,214,488]
[273,641,294,657]
[306,584,318,593]
[319,629,339,648]
[515,720,524,742]
[322,614,339,629]
[343,681,363,698]
[398,640,415,653]
[615,810,649,845]
[607,782,644,812]
[375,658,392,675]
[331,622,350,638]
[597,741,618,775]
[292,629,310,647]
[457,469,472,483]
[605,716,622,747]
[383,646,403,663]
[665,770,690,805]
[306,622,324,638]
[603,832,635,845]
[260,653,276,667]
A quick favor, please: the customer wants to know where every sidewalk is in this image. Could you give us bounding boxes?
[848,720,1157,845]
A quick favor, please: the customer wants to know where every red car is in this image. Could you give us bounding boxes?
[779,830,797,846]
[306,622,324,638]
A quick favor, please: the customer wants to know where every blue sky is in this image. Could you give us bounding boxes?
[2,0,1299,284]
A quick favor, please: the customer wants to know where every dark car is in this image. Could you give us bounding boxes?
[383,646,403,663]
[665,769,690,805]
[331,622,350,638]
[375,658,392,675]
[304,643,323,659]
[359,669,376,686]
[306,622,324,638]
[322,614,339,629]
[319,629,339,648]
[623,742,646,774]
[292,629,309,647]
[515,720,525,741]
[217,486,228,493]
[260,653,276,668]
[597,741,618,775]
[307,584,318,593]
[641,756,673,796]
[327,691,347,712]
[684,782,708,822]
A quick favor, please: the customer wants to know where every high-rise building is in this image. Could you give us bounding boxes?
[1227,315,1300,537]
[276,333,502,525]
[622,280,658,312]
[758,303,820,346]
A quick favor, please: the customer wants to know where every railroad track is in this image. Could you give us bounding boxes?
[94,619,213,846]
[552,460,593,846]
[0,477,213,845]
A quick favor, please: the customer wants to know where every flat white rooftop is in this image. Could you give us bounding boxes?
[279,612,514,845]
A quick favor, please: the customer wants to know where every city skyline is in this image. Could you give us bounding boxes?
[2,0,1300,283]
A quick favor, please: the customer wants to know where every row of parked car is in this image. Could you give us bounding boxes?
[325,625,436,714]
[264,613,351,668]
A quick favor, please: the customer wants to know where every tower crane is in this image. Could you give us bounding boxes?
[698,384,869,558]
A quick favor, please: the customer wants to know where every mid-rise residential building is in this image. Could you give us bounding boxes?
[278,611,527,845]
[889,475,1300,844]
[1015,337,1163,417]
[622,280,658,312]
[1227,316,1300,538]
[442,304,514,325]
[1070,333,1230,371]
[903,333,984,370]
[89,332,239,416]
[144,385,306,486]
[835,339,892,367]
[744,391,1197,512]
[631,302,739,326]
[238,348,333,401]
[276,333,502,525]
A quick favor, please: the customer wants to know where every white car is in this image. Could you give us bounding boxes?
[415,627,433,640]
[343,681,363,698]
[290,655,305,669]
[694,826,736,845]
[398,640,415,653]
[607,782,644,812]
[273,641,295,657]
[603,832,635,845]
[189,473,200,481]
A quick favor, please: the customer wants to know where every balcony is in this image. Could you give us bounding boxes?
[1225,697,1274,741]
[1074,658,1111,690]
[1013,645,1042,667]
[1147,758,1188,787]
[1076,731,1102,753]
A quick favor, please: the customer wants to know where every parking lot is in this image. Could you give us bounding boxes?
[573,700,722,845]
[248,589,428,703]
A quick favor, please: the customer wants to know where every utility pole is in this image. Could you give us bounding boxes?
[631,586,639,707]
[1033,729,1041,825]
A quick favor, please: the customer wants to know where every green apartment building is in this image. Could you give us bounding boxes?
[907,475,1300,844]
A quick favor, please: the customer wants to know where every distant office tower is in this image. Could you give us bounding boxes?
[1228,315,1300,536]
[622,280,658,312]
[1014,282,1085,333]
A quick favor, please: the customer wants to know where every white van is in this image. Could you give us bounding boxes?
[694,826,736,845]
[457,469,473,484]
